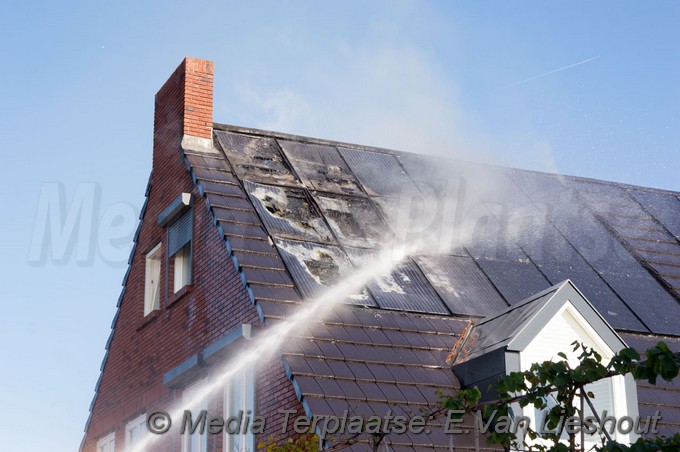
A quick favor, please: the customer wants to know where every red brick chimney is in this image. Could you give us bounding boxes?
[153,57,214,163]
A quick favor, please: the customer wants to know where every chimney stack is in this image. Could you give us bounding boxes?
[153,58,214,163]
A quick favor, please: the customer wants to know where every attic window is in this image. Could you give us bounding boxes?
[144,243,162,316]
[169,209,193,293]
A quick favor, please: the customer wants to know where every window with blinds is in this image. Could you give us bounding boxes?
[169,209,193,292]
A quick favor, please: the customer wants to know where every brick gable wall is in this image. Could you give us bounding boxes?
[82,58,303,452]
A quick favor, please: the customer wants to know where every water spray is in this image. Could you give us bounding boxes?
[129,239,424,452]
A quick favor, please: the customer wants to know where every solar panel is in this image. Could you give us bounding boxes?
[396,154,460,196]
[243,181,335,243]
[549,196,642,274]
[485,169,680,334]
[214,130,300,186]
[313,193,392,248]
[345,248,449,314]
[338,147,419,198]
[465,214,529,262]
[539,266,647,332]
[278,140,364,196]
[516,218,584,267]
[630,189,680,241]
[475,259,551,305]
[274,238,376,306]
[414,255,507,316]
[599,271,680,336]
[567,178,632,199]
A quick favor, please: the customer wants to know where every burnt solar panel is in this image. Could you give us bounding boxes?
[538,265,648,332]
[274,238,376,306]
[475,258,551,305]
[414,255,507,316]
[338,147,419,198]
[244,180,335,243]
[277,140,364,196]
[345,248,449,315]
[215,130,300,187]
[313,193,392,248]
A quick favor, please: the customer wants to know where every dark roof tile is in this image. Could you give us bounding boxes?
[335,379,368,400]
[324,360,355,380]
[345,361,376,382]
[294,375,324,397]
[364,363,396,383]
[248,284,300,302]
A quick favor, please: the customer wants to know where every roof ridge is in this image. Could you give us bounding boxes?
[213,122,680,196]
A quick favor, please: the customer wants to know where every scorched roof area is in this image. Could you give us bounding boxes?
[202,124,680,337]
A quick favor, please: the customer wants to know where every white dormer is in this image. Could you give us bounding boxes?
[451,280,639,446]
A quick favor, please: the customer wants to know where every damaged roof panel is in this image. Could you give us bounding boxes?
[274,238,376,306]
[338,147,419,198]
[345,248,449,315]
[215,130,300,186]
[244,180,334,243]
[313,193,392,248]
[414,255,508,316]
[278,140,364,195]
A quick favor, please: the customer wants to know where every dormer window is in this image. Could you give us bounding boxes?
[451,280,640,448]
[521,301,625,445]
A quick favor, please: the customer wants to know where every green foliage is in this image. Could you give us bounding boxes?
[258,432,320,452]
[598,433,680,451]
[438,341,680,452]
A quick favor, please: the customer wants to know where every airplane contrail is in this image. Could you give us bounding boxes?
[496,55,601,91]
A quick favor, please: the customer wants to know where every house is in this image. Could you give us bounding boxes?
[81,57,680,452]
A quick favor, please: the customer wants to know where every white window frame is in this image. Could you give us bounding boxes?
[182,379,208,452]
[125,413,148,452]
[173,243,191,293]
[96,432,115,452]
[144,243,162,315]
[520,302,636,447]
[224,365,256,452]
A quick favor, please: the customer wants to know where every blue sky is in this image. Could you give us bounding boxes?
[0,1,678,450]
